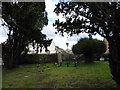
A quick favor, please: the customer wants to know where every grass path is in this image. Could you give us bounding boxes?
[2,61,118,88]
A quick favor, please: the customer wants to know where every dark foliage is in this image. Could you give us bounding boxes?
[72,38,106,63]
[2,2,48,69]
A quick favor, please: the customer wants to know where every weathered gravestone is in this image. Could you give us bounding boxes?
[57,49,62,66]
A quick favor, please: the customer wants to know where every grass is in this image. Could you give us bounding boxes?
[2,61,118,88]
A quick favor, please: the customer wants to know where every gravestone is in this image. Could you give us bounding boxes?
[56,49,62,66]
[58,52,62,64]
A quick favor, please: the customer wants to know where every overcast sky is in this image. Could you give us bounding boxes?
[0,19,8,43]
[0,0,103,50]
[42,0,103,50]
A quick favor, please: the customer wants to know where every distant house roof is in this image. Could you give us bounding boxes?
[55,46,67,53]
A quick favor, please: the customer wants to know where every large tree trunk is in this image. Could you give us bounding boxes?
[108,41,120,86]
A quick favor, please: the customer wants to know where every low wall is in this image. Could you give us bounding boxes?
[18,54,58,64]
[18,53,85,65]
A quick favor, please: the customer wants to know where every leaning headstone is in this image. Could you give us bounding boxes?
[57,49,62,66]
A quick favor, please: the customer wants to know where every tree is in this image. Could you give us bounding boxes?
[53,2,120,85]
[2,2,48,69]
[72,38,106,63]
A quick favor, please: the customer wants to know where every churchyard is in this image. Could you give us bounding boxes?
[2,61,118,88]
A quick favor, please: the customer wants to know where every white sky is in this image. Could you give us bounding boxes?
[0,19,8,43]
[0,0,103,50]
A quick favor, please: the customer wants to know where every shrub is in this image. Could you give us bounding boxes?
[72,38,106,63]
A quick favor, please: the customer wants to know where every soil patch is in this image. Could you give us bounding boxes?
[33,74,50,82]
[70,83,90,88]
[33,80,57,88]
[34,76,46,82]
[8,81,22,86]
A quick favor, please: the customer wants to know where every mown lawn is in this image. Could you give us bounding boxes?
[2,61,119,88]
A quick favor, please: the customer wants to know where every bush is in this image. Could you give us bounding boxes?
[72,38,106,63]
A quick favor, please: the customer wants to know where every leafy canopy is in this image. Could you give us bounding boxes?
[53,2,120,40]
[2,2,48,68]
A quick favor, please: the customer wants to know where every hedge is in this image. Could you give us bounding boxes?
[18,54,58,64]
